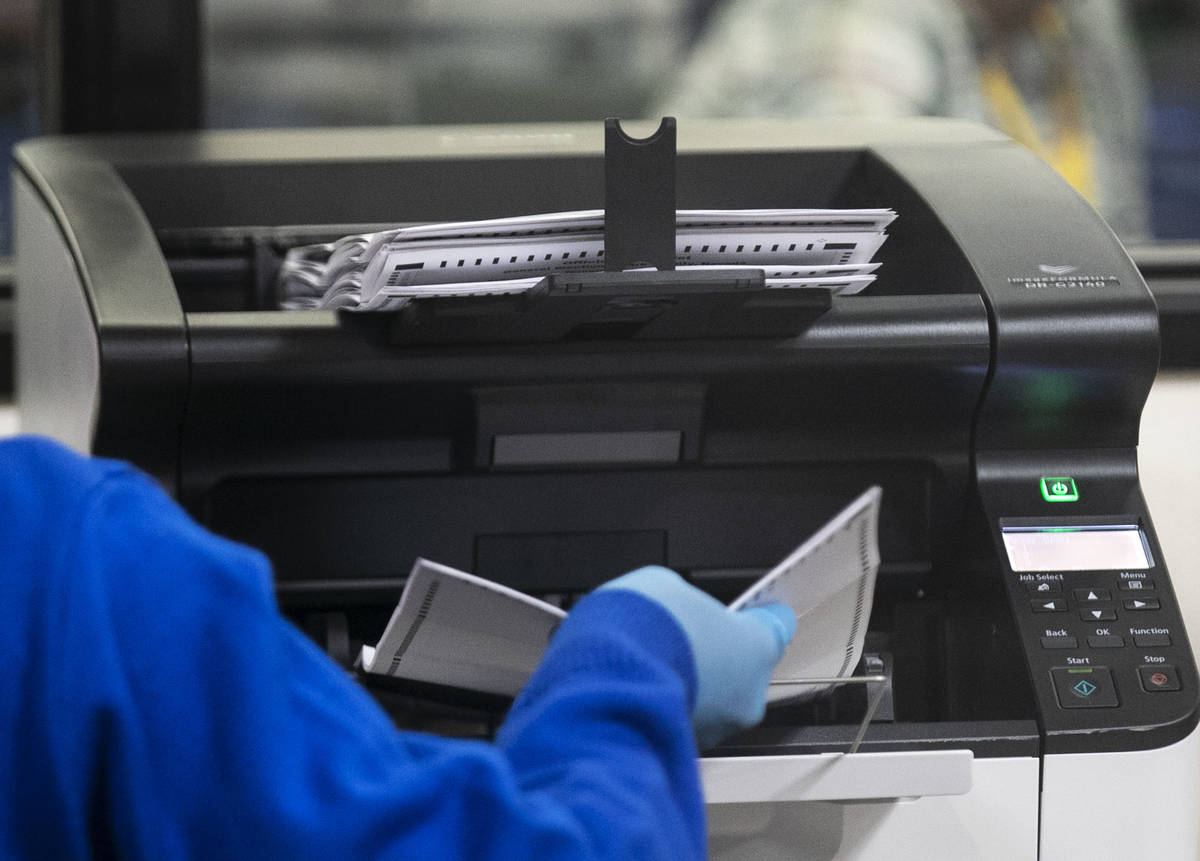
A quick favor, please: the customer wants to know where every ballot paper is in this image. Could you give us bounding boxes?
[359,561,567,697]
[730,486,882,704]
[278,209,895,311]
[359,487,882,703]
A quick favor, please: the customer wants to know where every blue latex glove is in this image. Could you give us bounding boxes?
[599,566,796,749]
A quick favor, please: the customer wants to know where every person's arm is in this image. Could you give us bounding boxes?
[1,437,785,859]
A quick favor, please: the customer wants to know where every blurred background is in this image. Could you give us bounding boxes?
[3,0,1200,383]
[4,0,1200,254]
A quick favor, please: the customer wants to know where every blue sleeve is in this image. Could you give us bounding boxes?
[0,437,704,860]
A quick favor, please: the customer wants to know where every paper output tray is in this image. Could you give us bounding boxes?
[701,749,973,803]
[377,269,833,345]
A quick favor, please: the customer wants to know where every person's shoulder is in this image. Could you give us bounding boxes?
[2,434,132,487]
[0,435,141,519]
[1,434,274,600]
[3,434,97,466]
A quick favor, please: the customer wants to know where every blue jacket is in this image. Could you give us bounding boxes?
[0,437,704,859]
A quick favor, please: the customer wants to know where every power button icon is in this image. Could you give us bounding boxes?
[1041,477,1079,502]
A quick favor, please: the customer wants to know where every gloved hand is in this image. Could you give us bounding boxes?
[600,565,796,749]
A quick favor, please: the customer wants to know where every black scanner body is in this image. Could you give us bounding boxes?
[13,118,1197,761]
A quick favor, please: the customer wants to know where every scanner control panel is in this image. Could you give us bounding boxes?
[1024,571,1181,705]
[998,508,1198,753]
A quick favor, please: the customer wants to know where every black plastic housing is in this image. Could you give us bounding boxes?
[13,117,1196,756]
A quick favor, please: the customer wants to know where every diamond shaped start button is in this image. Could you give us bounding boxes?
[1051,667,1119,708]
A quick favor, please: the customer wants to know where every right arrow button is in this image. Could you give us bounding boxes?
[1124,597,1162,611]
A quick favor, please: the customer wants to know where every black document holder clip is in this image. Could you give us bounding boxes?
[604,117,676,273]
[382,118,833,345]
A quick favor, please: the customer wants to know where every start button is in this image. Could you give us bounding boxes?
[1051,667,1119,708]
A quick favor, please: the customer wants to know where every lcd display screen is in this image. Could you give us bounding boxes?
[1002,525,1153,572]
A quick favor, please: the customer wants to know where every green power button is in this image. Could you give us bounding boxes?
[1041,477,1079,502]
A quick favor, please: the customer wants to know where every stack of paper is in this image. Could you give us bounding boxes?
[279,209,896,311]
[359,487,882,704]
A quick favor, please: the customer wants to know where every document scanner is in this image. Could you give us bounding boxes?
[13,117,1200,859]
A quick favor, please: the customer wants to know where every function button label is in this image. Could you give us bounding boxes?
[1119,579,1155,592]
[1138,665,1181,692]
[1074,588,1112,603]
[1123,598,1161,611]
[1033,598,1068,613]
[1051,666,1119,708]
